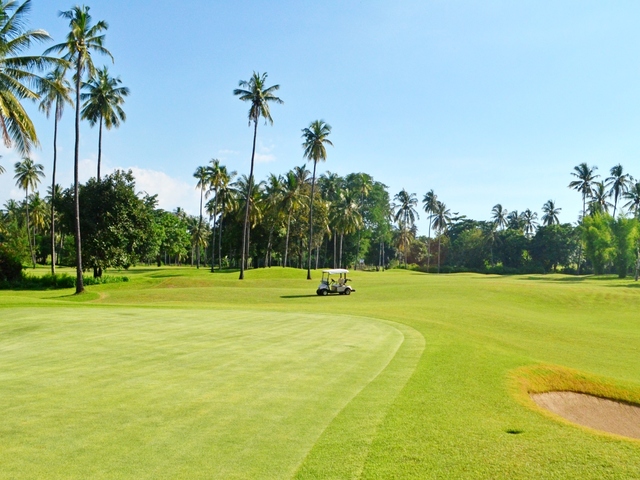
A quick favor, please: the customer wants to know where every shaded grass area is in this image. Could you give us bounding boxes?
[1,267,640,478]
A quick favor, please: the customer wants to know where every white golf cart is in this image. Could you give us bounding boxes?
[316,269,356,296]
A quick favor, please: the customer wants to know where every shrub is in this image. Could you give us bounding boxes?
[0,246,23,282]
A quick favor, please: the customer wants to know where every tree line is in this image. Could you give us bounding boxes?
[2,2,640,285]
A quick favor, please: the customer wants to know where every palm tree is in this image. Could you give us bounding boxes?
[393,189,419,268]
[333,189,362,268]
[262,173,284,267]
[215,168,237,270]
[605,164,632,217]
[431,201,452,273]
[588,181,612,216]
[422,190,438,272]
[193,165,209,268]
[319,171,343,268]
[521,209,538,237]
[280,169,305,268]
[38,67,73,274]
[491,204,508,230]
[14,157,44,267]
[506,210,523,232]
[623,182,640,218]
[347,172,372,271]
[80,66,129,180]
[233,71,283,279]
[46,5,112,294]
[0,0,62,155]
[568,163,599,220]
[541,200,561,226]
[205,159,231,272]
[301,119,333,279]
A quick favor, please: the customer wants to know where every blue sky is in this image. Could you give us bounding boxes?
[1,0,640,234]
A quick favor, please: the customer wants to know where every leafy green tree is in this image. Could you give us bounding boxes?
[302,119,333,279]
[610,216,638,278]
[59,170,156,277]
[233,71,283,279]
[14,157,43,267]
[333,189,362,268]
[80,66,129,180]
[345,172,372,270]
[530,224,578,272]
[38,67,73,274]
[46,5,112,293]
[582,213,614,275]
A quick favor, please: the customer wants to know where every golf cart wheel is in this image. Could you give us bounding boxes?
[344,288,351,295]
[320,289,328,296]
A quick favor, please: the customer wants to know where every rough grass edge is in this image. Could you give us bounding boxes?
[0,273,129,290]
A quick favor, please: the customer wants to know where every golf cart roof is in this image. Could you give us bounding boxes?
[322,269,349,274]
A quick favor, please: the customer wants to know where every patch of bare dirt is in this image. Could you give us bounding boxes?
[531,391,640,440]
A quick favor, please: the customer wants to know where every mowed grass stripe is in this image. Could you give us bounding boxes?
[0,308,409,479]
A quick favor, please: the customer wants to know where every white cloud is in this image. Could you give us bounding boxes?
[126,166,200,215]
[218,149,239,156]
[255,152,276,163]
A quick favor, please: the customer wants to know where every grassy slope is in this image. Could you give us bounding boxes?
[2,266,640,478]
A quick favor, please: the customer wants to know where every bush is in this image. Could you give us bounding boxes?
[0,272,129,290]
[0,246,23,282]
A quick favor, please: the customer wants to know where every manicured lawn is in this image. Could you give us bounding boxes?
[1,267,639,478]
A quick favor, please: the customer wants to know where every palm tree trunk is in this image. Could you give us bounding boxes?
[74,57,84,294]
[197,187,203,269]
[333,232,337,269]
[427,217,431,273]
[284,210,292,268]
[307,160,318,279]
[50,105,59,275]
[211,193,218,272]
[240,118,259,279]
[97,114,103,181]
[218,204,224,270]
[25,190,35,268]
[438,234,441,274]
[339,233,344,269]
[265,226,273,268]
[316,242,320,270]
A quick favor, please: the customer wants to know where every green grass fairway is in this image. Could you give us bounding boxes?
[2,267,640,478]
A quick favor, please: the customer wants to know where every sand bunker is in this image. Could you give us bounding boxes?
[531,391,640,439]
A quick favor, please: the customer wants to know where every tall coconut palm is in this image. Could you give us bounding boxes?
[318,171,342,268]
[14,157,44,267]
[38,67,73,274]
[521,209,538,237]
[491,204,508,230]
[45,5,112,294]
[623,182,640,218]
[193,165,209,268]
[422,189,438,272]
[215,168,237,270]
[205,158,230,272]
[233,71,283,279]
[0,0,62,155]
[605,164,632,217]
[393,189,419,268]
[301,119,333,279]
[80,65,129,180]
[431,200,452,273]
[262,173,284,267]
[541,200,561,226]
[568,163,599,220]
[588,181,612,216]
[280,169,305,268]
[347,172,372,271]
[506,210,523,232]
[333,189,362,268]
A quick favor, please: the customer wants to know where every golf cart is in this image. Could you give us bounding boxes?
[316,269,356,296]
